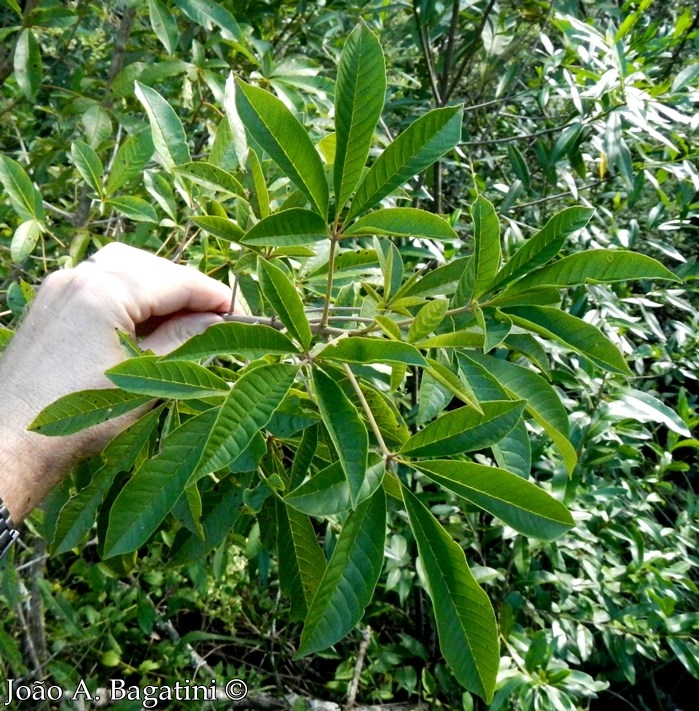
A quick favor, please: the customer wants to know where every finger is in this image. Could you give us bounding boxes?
[138,312,224,355]
[87,244,233,322]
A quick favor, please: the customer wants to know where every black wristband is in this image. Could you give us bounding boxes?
[0,500,19,559]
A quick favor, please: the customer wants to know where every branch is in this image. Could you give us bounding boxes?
[345,626,372,711]
[412,1,441,104]
[444,0,497,103]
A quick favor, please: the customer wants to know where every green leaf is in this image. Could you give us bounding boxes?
[29,389,153,436]
[258,258,312,349]
[0,155,44,221]
[104,408,218,557]
[403,487,498,702]
[415,460,574,539]
[609,388,692,437]
[105,196,158,223]
[376,237,404,300]
[235,78,328,217]
[174,0,244,43]
[164,321,298,361]
[424,357,483,413]
[248,148,269,218]
[319,337,428,367]
[313,368,369,509]
[344,207,457,240]
[492,207,594,291]
[346,105,462,221]
[502,305,632,375]
[242,208,329,247]
[191,215,244,242]
[10,219,42,263]
[471,196,500,297]
[71,140,104,196]
[334,22,386,212]
[148,0,179,54]
[104,131,154,196]
[407,298,449,343]
[502,249,680,296]
[286,456,385,517]
[492,421,531,479]
[105,356,229,399]
[53,407,161,555]
[174,161,244,196]
[415,331,483,349]
[82,104,112,148]
[276,499,327,620]
[197,363,297,476]
[170,482,244,565]
[462,353,568,436]
[400,400,525,458]
[14,29,42,101]
[460,353,577,474]
[297,486,385,656]
[134,81,191,169]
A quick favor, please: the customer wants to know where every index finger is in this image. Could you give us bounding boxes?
[88,243,233,323]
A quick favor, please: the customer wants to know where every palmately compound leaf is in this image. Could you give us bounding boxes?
[313,368,368,509]
[334,22,386,213]
[500,249,679,296]
[235,78,329,217]
[162,321,298,361]
[400,400,525,458]
[276,499,327,621]
[134,81,190,169]
[403,486,498,702]
[502,305,632,375]
[105,355,229,399]
[491,207,594,291]
[103,407,219,558]
[414,460,574,540]
[196,363,297,476]
[258,258,312,350]
[28,389,154,436]
[471,195,501,297]
[346,105,463,221]
[297,486,385,656]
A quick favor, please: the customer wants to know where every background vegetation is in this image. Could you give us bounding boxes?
[0,1,698,709]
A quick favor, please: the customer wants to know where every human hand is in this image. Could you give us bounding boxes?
[0,243,235,522]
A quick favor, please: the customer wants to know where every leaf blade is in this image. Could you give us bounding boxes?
[403,487,498,702]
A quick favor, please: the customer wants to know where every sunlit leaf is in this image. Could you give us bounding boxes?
[258,258,312,349]
[235,78,328,217]
[135,81,191,169]
[163,321,298,361]
[401,400,525,458]
[105,356,229,399]
[29,389,153,436]
[243,208,329,247]
[344,208,457,240]
[347,105,463,221]
[414,460,574,539]
[334,22,386,212]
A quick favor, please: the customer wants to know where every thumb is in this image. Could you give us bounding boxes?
[139,312,223,355]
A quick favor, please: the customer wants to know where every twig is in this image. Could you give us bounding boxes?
[345,626,372,711]
[444,0,497,103]
[412,1,441,104]
[320,235,340,330]
[507,179,608,211]
[342,364,392,459]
